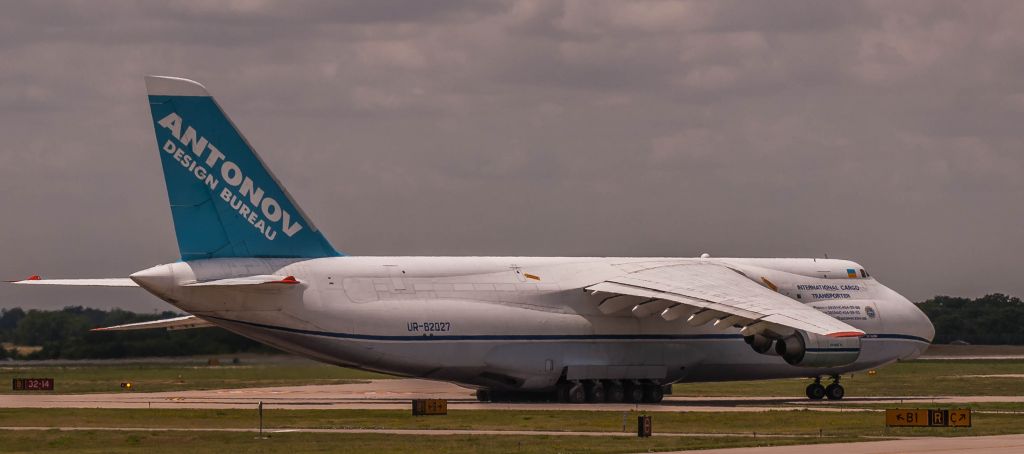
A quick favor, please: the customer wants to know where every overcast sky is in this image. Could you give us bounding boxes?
[1,0,1022,312]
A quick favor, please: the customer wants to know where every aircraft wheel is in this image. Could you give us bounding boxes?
[489,389,508,402]
[555,383,571,403]
[568,382,586,404]
[825,383,845,400]
[476,389,491,402]
[623,382,644,403]
[642,383,664,403]
[585,381,606,403]
[605,381,625,403]
[806,383,826,400]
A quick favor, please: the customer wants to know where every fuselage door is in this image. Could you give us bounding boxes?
[384,265,407,291]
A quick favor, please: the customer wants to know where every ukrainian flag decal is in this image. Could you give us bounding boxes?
[847,268,857,278]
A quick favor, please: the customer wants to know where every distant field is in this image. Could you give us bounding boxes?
[921,344,1024,357]
[4,356,1024,397]
[3,355,1024,453]
[671,359,1024,397]
[0,356,393,394]
[0,407,1019,454]
[0,408,1019,438]
[0,430,848,454]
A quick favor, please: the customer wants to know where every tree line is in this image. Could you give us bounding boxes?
[1,294,1022,359]
[917,293,1024,345]
[0,306,268,359]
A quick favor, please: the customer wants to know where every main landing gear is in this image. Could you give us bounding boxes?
[554,380,663,404]
[806,375,844,400]
[479,380,667,404]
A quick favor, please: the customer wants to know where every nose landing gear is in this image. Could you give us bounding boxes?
[806,375,844,400]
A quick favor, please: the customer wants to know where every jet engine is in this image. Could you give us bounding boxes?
[743,333,774,354]
[773,330,861,368]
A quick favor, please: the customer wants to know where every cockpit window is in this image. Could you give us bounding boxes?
[860,268,869,278]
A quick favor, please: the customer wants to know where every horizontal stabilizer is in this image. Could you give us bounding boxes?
[7,276,138,287]
[91,315,213,331]
[185,275,302,287]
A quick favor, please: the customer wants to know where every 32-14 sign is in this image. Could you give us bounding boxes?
[12,378,54,391]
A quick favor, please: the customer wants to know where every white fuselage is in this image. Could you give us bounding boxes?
[130,256,934,391]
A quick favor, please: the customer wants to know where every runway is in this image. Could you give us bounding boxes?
[3,378,1023,411]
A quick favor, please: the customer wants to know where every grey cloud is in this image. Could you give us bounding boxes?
[2,0,1023,313]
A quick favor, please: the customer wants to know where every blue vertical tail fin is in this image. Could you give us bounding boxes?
[144,76,340,260]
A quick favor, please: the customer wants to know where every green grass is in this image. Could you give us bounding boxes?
[0,430,853,454]
[3,357,1023,452]
[0,358,392,394]
[0,408,1020,438]
[833,402,1024,412]
[671,359,1024,397]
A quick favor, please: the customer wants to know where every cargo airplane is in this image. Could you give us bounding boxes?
[11,76,935,403]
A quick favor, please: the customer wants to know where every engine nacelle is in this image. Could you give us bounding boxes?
[774,330,861,368]
[743,334,774,354]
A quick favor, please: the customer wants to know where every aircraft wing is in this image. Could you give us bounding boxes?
[586,263,864,338]
[7,276,138,287]
[7,275,302,288]
[90,315,213,331]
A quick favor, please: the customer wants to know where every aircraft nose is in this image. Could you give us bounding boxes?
[908,299,935,344]
[880,285,934,344]
[882,287,934,360]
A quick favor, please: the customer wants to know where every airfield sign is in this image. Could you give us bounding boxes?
[885,409,971,427]
[12,378,54,391]
[948,409,972,427]
[411,399,448,416]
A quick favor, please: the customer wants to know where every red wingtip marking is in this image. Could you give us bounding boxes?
[276,276,299,284]
[829,331,865,338]
[8,275,42,283]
